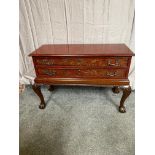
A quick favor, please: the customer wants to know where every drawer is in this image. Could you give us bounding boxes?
[34,57,129,68]
[37,68,127,78]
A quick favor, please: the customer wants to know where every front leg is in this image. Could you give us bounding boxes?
[32,84,46,109]
[119,86,131,113]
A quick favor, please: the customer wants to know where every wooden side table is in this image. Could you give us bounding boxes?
[29,44,134,113]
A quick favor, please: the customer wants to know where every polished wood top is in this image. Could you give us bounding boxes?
[29,44,134,57]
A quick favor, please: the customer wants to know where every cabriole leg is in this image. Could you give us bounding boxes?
[119,86,131,113]
[32,84,46,109]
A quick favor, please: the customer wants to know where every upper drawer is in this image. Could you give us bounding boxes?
[34,57,129,68]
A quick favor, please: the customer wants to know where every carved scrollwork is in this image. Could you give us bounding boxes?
[37,59,54,65]
[106,71,117,77]
[43,70,56,76]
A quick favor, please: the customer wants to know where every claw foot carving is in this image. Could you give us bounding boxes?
[119,86,131,113]
[39,103,46,109]
[119,106,126,113]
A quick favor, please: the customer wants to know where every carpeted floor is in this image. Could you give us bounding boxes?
[19,85,135,155]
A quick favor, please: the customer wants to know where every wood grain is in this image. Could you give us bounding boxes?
[29,44,134,112]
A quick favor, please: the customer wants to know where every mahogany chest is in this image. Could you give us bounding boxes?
[29,44,134,113]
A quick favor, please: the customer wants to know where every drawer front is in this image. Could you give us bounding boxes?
[34,57,129,68]
[37,68,127,78]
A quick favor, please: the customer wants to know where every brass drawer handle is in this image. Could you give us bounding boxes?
[107,59,120,66]
[106,71,117,77]
[43,70,56,76]
[37,59,54,65]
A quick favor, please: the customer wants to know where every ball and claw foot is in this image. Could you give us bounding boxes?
[119,106,126,113]
[39,103,46,109]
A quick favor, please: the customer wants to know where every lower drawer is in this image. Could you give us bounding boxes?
[37,68,127,78]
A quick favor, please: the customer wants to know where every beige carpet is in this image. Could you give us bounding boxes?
[20,85,135,155]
